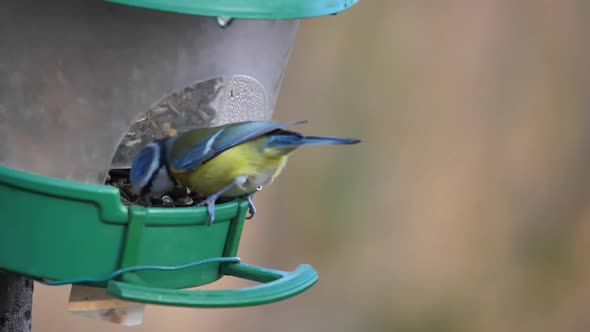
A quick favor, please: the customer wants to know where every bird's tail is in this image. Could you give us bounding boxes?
[266,130,361,149]
[300,135,361,146]
[263,130,360,157]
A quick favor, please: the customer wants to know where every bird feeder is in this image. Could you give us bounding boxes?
[0,0,359,322]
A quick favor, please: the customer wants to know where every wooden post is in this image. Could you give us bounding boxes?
[0,272,33,332]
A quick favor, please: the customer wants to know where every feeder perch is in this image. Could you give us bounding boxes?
[0,0,359,325]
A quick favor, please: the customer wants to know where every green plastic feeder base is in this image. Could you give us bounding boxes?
[105,0,360,19]
[0,164,318,307]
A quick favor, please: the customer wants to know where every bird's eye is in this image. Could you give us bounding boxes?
[256,186,263,191]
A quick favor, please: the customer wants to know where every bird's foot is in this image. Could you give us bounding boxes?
[195,176,249,226]
[246,195,256,220]
[196,196,218,226]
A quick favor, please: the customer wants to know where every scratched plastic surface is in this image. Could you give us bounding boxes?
[214,75,269,126]
[0,0,298,183]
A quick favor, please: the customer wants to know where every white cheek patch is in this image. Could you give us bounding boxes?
[131,142,161,189]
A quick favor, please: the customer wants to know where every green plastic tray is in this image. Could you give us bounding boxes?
[0,164,317,307]
[105,0,360,19]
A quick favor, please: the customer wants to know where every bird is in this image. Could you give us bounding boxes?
[129,120,361,225]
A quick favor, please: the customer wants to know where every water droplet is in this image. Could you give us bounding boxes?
[217,17,233,28]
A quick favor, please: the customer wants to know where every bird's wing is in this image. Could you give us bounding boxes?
[170,120,306,171]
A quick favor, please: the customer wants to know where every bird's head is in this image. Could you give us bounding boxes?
[129,136,177,198]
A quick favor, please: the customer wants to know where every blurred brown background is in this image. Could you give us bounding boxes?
[33,1,590,331]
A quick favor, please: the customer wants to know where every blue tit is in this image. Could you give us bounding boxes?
[129,120,361,225]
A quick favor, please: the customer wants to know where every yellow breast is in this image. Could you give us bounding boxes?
[170,138,288,197]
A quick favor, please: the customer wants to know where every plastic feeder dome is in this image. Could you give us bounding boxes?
[0,0,359,308]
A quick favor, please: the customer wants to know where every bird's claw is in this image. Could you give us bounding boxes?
[246,195,256,220]
[196,197,217,226]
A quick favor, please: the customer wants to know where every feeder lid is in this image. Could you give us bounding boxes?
[105,0,359,19]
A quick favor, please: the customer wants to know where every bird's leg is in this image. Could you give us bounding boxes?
[246,195,256,220]
[196,175,247,226]
[245,186,262,220]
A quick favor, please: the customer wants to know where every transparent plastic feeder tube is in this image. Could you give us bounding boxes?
[0,1,298,183]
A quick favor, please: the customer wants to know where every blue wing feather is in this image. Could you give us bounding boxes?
[171,120,307,171]
[171,128,225,170]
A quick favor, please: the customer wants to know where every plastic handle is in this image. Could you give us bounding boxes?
[105,263,318,307]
